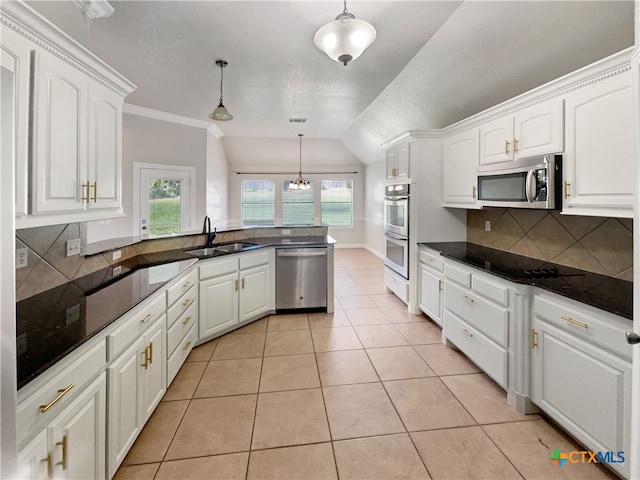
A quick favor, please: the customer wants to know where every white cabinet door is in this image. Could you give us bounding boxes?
[107,338,144,477]
[514,98,564,159]
[199,272,239,338]
[49,373,106,480]
[443,128,480,208]
[87,81,122,211]
[239,263,270,323]
[394,142,410,180]
[140,320,165,423]
[31,48,87,214]
[563,70,633,217]
[418,264,442,326]
[1,28,31,218]
[16,430,49,480]
[385,151,397,180]
[480,116,514,164]
[532,319,630,477]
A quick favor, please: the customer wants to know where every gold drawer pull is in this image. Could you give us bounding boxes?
[55,435,68,470]
[561,316,588,329]
[82,182,90,202]
[505,140,510,155]
[141,349,149,369]
[91,182,98,203]
[148,342,153,364]
[531,328,538,349]
[463,295,475,303]
[140,313,155,324]
[41,453,53,478]
[438,279,443,292]
[183,341,192,351]
[182,315,192,325]
[39,384,74,413]
[182,298,191,307]
[183,281,192,289]
[462,329,473,338]
[514,138,519,153]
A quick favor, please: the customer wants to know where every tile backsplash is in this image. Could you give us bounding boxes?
[15,224,328,301]
[467,209,633,281]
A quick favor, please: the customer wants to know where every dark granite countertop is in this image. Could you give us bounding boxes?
[421,242,632,321]
[16,236,335,389]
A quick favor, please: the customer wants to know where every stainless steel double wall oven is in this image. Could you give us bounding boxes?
[384,183,409,279]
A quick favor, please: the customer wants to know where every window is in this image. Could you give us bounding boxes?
[282,181,314,225]
[148,179,182,235]
[242,180,275,226]
[321,179,353,227]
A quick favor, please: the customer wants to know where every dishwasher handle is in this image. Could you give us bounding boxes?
[277,250,327,258]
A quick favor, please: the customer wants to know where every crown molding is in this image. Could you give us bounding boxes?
[73,0,114,20]
[123,104,224,138]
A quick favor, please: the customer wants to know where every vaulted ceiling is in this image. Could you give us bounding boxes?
[83,1,634,166]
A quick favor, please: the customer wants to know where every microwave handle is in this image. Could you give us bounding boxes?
[525,170,537,202]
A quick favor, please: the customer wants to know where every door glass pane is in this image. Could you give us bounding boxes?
[148,179,181,236]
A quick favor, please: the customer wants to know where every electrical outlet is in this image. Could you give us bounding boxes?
[66,238,81,257]
[112,265,122,276]
[485,221,491,232]
[282,229,291,235]
[16,248,28,269]
[112,250,122,261]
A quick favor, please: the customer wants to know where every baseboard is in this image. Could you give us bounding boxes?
[334,243,365,249]
[363,245,384,259]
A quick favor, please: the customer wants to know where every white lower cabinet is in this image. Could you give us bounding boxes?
[17,373,106,480]
[107,314,165,478]
[418,247,444,326]
[199,249,275,340]
[531,292,631,478]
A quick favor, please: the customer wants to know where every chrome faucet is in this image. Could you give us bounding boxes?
[202,216,217,246]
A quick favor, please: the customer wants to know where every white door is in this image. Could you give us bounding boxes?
[443,128,480,208]
[138,165,195,238]
[479,115,514,164]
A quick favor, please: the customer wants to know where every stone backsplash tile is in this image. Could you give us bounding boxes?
[467,209,633,279]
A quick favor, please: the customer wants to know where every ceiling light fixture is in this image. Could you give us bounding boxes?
[313,0,376,66]
[288,134,311,190]
[209,60,233,121]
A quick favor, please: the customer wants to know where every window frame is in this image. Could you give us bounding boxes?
[320,178,354,228]
[241,179,277,227]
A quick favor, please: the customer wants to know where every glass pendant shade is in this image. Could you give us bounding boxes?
[314,8,376,66]
[210,60,233,121]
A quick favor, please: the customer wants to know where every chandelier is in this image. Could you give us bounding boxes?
[313,0,377,66]
[288,134,311,190]
[209,60,233,121]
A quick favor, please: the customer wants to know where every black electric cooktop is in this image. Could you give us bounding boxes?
[16,257,197,389]
[422,242,632,321]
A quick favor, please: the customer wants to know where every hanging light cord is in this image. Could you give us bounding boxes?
[219,64,224,104]
[342,0,348,15]
[298,134,303,176]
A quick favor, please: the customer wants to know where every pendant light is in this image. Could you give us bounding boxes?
[288,134,311,190]
[209,60,233,121]
[313,0,376,66]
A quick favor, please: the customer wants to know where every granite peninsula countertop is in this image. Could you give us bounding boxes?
[421,242,632,321]
[17,236,336,389]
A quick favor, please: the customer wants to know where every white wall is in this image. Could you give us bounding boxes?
[362,159,386,257]
[206,130,229,230]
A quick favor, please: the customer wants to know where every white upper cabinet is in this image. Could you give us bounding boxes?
[563,68,633,218]
[443,128,480,208]
[480,98,564,165]
[386,139,410,182]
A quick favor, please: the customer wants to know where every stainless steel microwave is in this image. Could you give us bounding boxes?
[476,155,561,209]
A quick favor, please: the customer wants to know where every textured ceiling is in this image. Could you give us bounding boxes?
[84,1,634,166]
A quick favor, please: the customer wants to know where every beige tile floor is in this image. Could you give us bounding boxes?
[115,248,616,480]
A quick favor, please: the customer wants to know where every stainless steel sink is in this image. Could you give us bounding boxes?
[184,242,258,257]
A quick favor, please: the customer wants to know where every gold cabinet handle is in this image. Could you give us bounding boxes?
[392,167,397,177]
[182,298,191,307]
[241,278,245,289]
[505,140,510,155]
[82,182,90,202]
[182,315,192,325]
[148,341,153,364]
[531,328,538,349]
[462,329,473,338]
[438,279,443,292]
[463,295,475,304]
[39,384,74,413]
[472,186,476,199]
[183,281,192,289]
[55,435,67,470]
[183,341,192,351]
[514,138,519,153]
[91,182,97,202]
[140,313,155,324]
[561,316,588,329]
[141,348,149,369]
[235,279,238,291]
[564,181,570,199]
[41,453,53,478]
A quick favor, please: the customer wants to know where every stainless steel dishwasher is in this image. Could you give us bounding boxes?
[276,247,327,310]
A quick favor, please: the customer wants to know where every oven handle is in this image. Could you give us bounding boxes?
[384,196,409,201]
[385,231,408,241]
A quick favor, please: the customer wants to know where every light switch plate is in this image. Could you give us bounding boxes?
[282,229,291,235]
[16,248,28,268]
[66,238,81,257]
[112,250,122,261]
[485,221,491,232]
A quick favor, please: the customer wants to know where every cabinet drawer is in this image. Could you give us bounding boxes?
[166,268,198,307]
[167,300,198,355]
[17,339,106,445]
[418,249,444,272]
[384,268,408,304]
[167,289,197,328]
[444,263,471,288]
[444,311,507,388]
[167,324,198,386]
[445,281,508,347]
[200,256,238,280]
[472,274,509,307]
[240,248,271,270]
[533,293,632,359]
[106,294,166,360]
